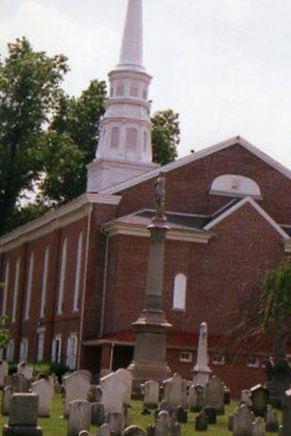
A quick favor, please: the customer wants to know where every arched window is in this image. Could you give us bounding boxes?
[2,261,10,316]
[24,252,34,320]
[143,131,148,152]
[73,232,84,312]
[40,246,50,318]
[19,338,29,361]
[12,258,21,323]
[130,83,139,97]
[126,127,138,149]
[210,174,261,198]
[116,82,124,96]
[173,273,187,311]
[111,127,120,148]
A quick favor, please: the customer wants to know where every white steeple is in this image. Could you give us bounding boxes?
[87,0,157,193]
[118,0,144,71]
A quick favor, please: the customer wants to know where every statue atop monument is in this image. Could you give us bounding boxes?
[153,171,166,221]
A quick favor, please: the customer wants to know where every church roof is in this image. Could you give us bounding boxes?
[101,136,291,195]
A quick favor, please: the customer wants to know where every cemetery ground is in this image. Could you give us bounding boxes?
[0,395,281,435]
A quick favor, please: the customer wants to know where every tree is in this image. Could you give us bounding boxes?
[151,109,180,165]
[0,37,68,235]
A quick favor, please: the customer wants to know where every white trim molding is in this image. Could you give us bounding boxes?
[101,136,291,195]
[204,196,290,241]
[0,193,121,253]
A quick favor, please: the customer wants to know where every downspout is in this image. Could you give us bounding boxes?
[99,228,110,338]
[77,204,93,369]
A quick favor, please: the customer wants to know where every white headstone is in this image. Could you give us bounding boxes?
[115,369,132,405]
[233,403,254,436]
[144,380,159,409]
[252,417,266,436]
[164,373,187,408]
[192,322,212,386]
[32,379,54,417]
[68,400,91,436]
[98,423,111,436]
[100,370,129,415]
[64,371,91,416]
[0,360,8,388]
[155,411,171,436]
[17,361,33,380]
[241,390,253,407]
[204,376,225,414]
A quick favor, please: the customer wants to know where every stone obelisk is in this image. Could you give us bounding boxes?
[192,322,212,386]
[128,172,172,388]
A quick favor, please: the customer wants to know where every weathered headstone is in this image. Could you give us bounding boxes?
[250,384,269,417]
[64,371,91,416]
[32,379,54,417]
[106,412,124,435]
[3,393,42,435]
[91,403,105,426]
[176,406,187,424]
[233,403,254,436]
[100,370,129,415]
[204,375,225,415]
[2,385,13,416]
[143,380,159,409]
[195,409,208,431]
[163,373,187,409]
[116,369,132,406]
[266,404,279,432]
[203,406,217,424]
[241,390,252,407]
[122,425,145,436]
[149,410,171,436]
[0,360,8,388]
[67,400,91,436]
[98,423,111,436]
[252,417,266,436]
[17,361,33,380]
[11,373,31,393]
[192,322,212,386]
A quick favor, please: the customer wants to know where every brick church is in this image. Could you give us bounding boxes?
[1,0,291,395]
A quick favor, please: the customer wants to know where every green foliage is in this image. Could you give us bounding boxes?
[49,362,69,378]
[0,316,10,350]
[151,109,180,165]
[8,362,18,375]
[0,37,68,235]
[32,362,51,378]
[261,259,291,332]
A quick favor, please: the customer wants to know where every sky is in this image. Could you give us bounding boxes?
[1,0,291,167]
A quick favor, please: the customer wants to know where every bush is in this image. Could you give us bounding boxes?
[49,362,70,378]
[33,362,51,378]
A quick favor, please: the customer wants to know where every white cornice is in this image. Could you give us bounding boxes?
[101,136,291,195]
[0,193,121,253]
[103,221,212,244]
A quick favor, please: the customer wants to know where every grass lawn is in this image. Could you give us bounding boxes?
[0,395,282,435]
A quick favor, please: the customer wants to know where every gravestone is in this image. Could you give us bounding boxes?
[241,390,252,407]
[266,404,279,432]
[2,385,13,416]
[164,373,187,408]
[282,388,291,436]
[68,400,91,436]
[203,406,217,424]
[252,417,266,436]
[148,410,172,436]
[233,403,254,436]
[91,403,105,426]
[3,393,42,435]
[250,384,269,417]
[122,425,145,436]
[116,369,132,406]
[176,406,187,423]
[100,370,129,414]
[64,371,91,416]
[17,361,33,380]
[144,380,159,409]
[192,322,212,386]
[11,373,31,393]
[0,360,8,388]
[32,379,54,417]
[195,409,208,431]
[204,375,225,414]
[98,423,111,436]
[106,412,124,435]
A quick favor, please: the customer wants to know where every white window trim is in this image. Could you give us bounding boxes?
[19,338,29,361]
[6,339,14,362]
[36,328,45,363]
[52,334,62,363]
[57,239,67,314]
[24,252,34,320]
[66,333,78,370]
[73,232,83,312]
[246,355,260,368]
[173,273,187,311]
[212,353,226,366]
[2,261,10,316]
[12,258,21,323]
[179,351,193,363]
[40,246,50,318]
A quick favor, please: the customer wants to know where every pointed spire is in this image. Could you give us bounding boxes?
[117,0,144,71]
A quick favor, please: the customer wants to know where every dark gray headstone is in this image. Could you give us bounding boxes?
[91,403,105,426]
[203,406,217,424]
[195,410,208,431]
[250,384,269,417]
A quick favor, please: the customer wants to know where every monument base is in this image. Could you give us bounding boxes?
[128,311,172,390]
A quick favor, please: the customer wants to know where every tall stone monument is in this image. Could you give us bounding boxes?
[128,172,172,388]
[193,322,212,386]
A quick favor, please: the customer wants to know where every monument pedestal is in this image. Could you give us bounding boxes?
[128,311,172,388]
